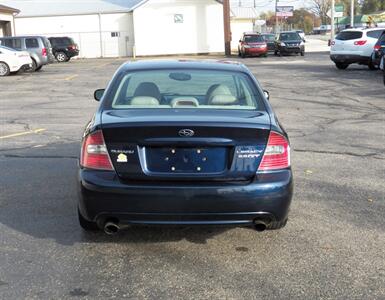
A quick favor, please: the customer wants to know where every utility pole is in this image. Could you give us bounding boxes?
[223,0,231,56]
[331,0,335,41]
[275,0,278,33]
[350,0,354,27]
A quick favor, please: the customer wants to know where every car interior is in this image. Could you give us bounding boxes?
[111,72,259,110]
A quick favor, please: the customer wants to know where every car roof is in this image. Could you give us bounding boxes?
[119,59,248,73]
[341,27,385,32]
[243,33,260,36]
[0,35,47,39]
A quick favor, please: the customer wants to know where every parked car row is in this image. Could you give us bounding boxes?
[0,35,79,76]
[238,31,305,58]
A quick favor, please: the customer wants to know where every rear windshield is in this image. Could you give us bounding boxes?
[244,35,264,43]
[280,32,301,40]
[109,69,263,110]
[262,35,275,41]
[336,31,363,40]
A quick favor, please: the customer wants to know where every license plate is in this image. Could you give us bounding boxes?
[145,147,227,173]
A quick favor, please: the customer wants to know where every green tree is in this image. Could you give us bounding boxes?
[361,0,385,14]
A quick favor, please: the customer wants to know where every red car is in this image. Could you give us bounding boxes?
[238,33,268,58]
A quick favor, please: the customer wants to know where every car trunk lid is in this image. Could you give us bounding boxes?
[101,109,271,181]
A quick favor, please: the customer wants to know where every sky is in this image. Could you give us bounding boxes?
[230,0,312,14]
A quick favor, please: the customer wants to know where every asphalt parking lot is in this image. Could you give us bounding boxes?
[1,49,384,299]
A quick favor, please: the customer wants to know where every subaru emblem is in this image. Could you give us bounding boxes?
[178,129,194,137]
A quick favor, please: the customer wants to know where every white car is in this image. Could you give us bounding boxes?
[296,30,305,41]
[330,27,385,70]
[0,45,33,76]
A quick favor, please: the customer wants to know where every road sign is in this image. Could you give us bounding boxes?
[276,6,294,17]
[327,5,344,18]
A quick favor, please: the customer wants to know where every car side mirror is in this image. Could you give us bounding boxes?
[94,89,105,101]
[263,90,270,100]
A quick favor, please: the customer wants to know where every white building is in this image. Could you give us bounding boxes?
[0,4,18,37]
[2,0,224,58]
[230,7,259,50]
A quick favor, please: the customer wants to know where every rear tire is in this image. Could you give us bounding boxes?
[0,62,10,76]
[78,209,99,231]
[35,66,43,71]
[55,51,68,62]
[268,218,288,230]
[27,59,37,72]
[368,60,377,70]
[335,62,349,70]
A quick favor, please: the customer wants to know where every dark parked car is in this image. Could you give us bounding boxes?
[371,32,385,68]
[48,37,79,62]
[0,36,54,71]
[261,33,275,52]
[78,60,293,234]
[274,31,305,56]
[238,33,268,58]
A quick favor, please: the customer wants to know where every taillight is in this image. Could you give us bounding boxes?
[374,45,381,51]
[354,40,367,46]
[258,131,290,171]
[80,130,114,170]
[42,47,47,56]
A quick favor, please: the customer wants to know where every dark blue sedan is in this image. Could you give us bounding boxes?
[78,60,293,234]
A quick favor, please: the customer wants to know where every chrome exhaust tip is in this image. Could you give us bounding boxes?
[104,221,120,235]
[253,220,267,232]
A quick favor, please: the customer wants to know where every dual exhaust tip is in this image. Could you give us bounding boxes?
[103,219,268,234]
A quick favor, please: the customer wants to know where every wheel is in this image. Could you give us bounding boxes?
[383,72,385,86]
[335,62,349,70]
[26,59,37,72]
[368,59,377,70]
[0,62,10,76]
[35,66,43,71]
[300,51,305,56]
[267,218,288,230]
[55,51,68,62]
[78,209,99,231]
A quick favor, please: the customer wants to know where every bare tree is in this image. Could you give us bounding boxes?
[309,0,331,25]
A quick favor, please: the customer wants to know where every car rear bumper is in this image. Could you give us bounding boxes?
[66,49,79,58]
[330,54,370,64]
[78,168,293,227]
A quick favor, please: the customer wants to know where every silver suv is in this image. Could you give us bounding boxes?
[0,36,54,71]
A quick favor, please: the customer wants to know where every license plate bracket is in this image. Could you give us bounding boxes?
[145,147,227,174]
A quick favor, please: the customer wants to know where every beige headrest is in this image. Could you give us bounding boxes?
[210,94,237,105]
[130,96,159,106]
[208,85,237,105]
